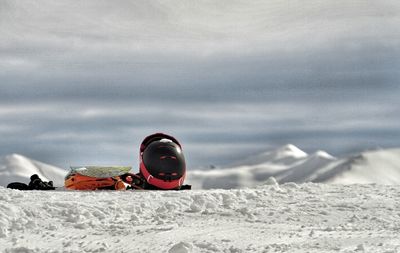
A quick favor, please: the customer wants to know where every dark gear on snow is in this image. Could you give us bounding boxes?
[6,182,30,190]
[7,174,55,190]
[29,174,55,190]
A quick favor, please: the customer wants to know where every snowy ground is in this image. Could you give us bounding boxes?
[1,146,400,252]
[1,181,400,253]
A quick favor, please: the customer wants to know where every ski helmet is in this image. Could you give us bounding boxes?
[139,133,186,189]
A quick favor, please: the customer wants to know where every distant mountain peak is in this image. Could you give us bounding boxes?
[6,153,23,159]
[5,153,32,163]
[310,150,336,160]
[275,144,308,158]
[187,147,400,189]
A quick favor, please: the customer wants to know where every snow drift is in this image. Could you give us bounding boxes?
[186,145,400,189]
[0,154,66,187]
[1,145,400,189]
[1,183,399,252]
[1,147,400,251]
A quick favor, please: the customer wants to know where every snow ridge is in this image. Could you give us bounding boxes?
[2,145,400,189]
[186,145,400,189]
[231,144,307,167]
[0,154,66,187]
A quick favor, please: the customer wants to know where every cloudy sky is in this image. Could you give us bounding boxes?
[1,0,399,170]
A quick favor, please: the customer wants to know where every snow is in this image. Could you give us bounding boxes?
[325,149,400,184]
[2,145,400,190]
[231,144,308,167]
[1,146,400,251]
[186,145,400,189]
[0,154,67,187]
[1,183,400,252]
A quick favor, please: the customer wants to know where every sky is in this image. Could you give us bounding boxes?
[1,0,400,170]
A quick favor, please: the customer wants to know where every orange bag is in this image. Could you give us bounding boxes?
[65,173,126,190]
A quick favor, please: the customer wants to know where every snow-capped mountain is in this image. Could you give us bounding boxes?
[231,144,308,167]
[186,145,400,189]
[0,154,67,187]
[2,145,400,189]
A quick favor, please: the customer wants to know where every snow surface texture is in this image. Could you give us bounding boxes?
[187,145,400,189]
[1,146,400,252]
[1,183,400,252]
[2,145,400,189]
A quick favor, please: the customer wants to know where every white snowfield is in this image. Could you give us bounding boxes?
[1,146,400,252]
[1,182,400,252]
[187,145,400,189]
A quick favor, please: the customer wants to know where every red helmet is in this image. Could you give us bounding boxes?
[139,133,186,189]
